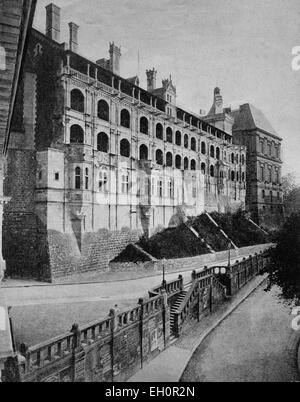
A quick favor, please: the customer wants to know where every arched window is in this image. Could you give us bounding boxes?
[210,145,215,158]
[191,137,196,151]
[210,165,214,177]
[201,142,206,154]
[120,139,130,157]
[201,162,206,174]
[70,89,84,113]
[242,172,245,182]
[75,167,81,189]
[191,159,196,171]
[85,168,89,190]
[241,154,245,165]
[166,127,173,143]
[231,170,235,181]
[175,155,182,169]
[70,124,84,144]
[156,123,163,140]
[184,134,189,149]
[236,172,239,182]
[139,144,148,160]
[140,116,149,134]
[216,147,220,160]
[97,132,109,153]
[184,157,189,170]
[120,109,130,128]
[97,99,109,121]
[156,149,163,165]
[231,153,235,164]
[175,131,181,146]
[166,152,173,167]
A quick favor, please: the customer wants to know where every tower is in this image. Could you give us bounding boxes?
[146,68,157,92]
[109,42,121,75]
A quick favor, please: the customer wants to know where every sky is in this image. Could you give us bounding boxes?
[33,0,300,182]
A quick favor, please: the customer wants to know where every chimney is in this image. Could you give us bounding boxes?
[146,68,157,92]
[69,22,79,53]
[109,42,121,75]
[46,3,61,42]
[213,87,223,114]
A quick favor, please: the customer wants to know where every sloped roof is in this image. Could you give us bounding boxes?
[233,103,280,138]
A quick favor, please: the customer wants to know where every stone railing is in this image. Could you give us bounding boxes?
[148,275,183,298]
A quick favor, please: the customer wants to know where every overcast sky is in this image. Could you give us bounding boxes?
[34,0,300,182]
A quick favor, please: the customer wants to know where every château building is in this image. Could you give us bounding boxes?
[205,88,283,224]
[4,4,249,281]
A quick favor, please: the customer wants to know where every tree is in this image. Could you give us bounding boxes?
[263,211,300,303]
[282,172,297,198]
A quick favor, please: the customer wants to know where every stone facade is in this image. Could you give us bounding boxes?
[205,89,283,224]
[4,4,247,281]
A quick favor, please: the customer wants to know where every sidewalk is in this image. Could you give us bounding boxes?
[128,274,267,382]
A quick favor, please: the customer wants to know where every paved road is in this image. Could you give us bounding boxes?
[181,283,300,382]
[2,250,262,307]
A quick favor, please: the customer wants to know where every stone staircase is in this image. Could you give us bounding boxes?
[170,290,188,336]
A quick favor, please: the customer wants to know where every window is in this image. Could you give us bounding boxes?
[0,45,6,70]
[75,167,81,189]
[241,154,245,165]
[210,165,215,177]
[156,149,163,165]
[156,123,163,140]
[175,155,181,169]
[97,132,109,153]
[261,166,265,181]
[175,131,181,146]
[192,179,197,199]
[38,171,42,180]
[120,109,130,128]
[166,127,173,143]
[268,143,272,156]
[99,170,108,193]
[236,172,239,182]
[70,89,84,113]
[268,167,272,183]
[166,152,173,167]
[70,124,84,144]
[120,139,130,157]
[157,179,163,198]
[231,153,235,164]
[184,157,189,170]
[276,169,280,184]
[144,177,150,196]
[191,138,196,151]
[121,173,129,194]
[277,192,280,200]
[85,168,89,190]
[54,172,59,181]
[201,163,206,174]
[191,159,196,171]
[184,135,189,149]
[201,142,206,154]
[242,172,245,182]
[168,180,174,199]
[140,116,149,134]
[97,100,109,121]
[231,170,235,181]
[262,190,265,199]
[139,144,148,160]
[216,147,220,160]
[260,142,264,154]
[210,145,215,158]
[270,191,273,203]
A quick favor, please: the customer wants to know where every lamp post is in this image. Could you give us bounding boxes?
[227,241,232,267]
[162,259,166,289]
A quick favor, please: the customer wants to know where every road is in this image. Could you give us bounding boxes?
[181,283,300,382]
[2,249,265,308]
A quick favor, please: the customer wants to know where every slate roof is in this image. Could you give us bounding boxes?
[233,103,280,139]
